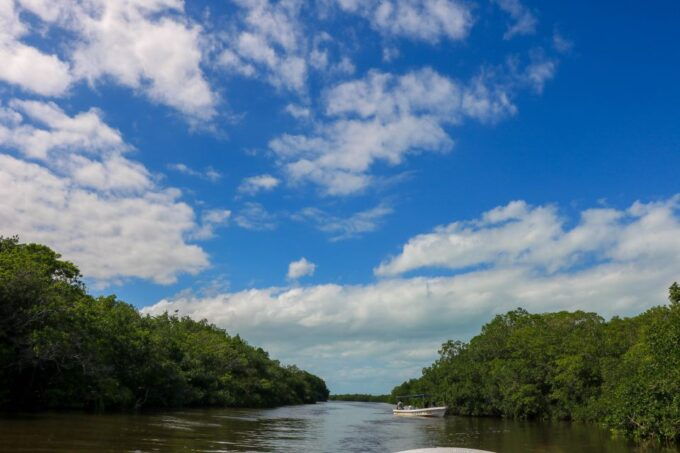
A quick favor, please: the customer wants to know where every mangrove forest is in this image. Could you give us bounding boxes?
[0,236,329,411]
[392,284,680,445]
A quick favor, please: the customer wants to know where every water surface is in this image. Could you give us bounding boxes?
[1,401,676,452]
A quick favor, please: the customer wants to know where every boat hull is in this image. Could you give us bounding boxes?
[393,406,447,418]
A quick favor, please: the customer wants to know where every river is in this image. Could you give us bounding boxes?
[1,401,677,452]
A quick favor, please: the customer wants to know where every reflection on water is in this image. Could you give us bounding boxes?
[0,401,677,452]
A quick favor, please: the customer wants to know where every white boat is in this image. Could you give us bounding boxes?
[393,393,447,417]
[393,406,448,417]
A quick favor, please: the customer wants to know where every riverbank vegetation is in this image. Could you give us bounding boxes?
[392,284,680,445]
[329,394,391,403]
[0,237,329,411]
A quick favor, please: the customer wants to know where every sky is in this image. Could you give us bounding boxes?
[0,0,679,394]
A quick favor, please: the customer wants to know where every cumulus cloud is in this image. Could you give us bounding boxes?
[238,174,280,195]
[0,99,145,192]
[9,0,216,120]
[0,42,72,97]
[142,196,680,392]
[217,0,308,92]
[336,0,473,43]
[0,154,208,285]
[192,209,232,240]
[293,203,393,241]
[287,257,316,279]
[376,198,680,276]
[284,103,311,119]
[217,0,356,93]
[269,67,520,195]
[0,99,214,284]
[0,99,127,160]
[0,1,73,96]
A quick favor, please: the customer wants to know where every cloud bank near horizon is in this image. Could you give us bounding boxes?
[142,196,680,393]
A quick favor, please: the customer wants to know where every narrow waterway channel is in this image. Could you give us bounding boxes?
[1,401,676,452]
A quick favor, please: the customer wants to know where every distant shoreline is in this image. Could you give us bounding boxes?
[329,394,391,403]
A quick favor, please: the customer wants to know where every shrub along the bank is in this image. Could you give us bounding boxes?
[392,284,680,445]
[0,236,328,411]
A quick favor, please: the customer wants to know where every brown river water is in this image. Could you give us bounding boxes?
[0,401,677,452]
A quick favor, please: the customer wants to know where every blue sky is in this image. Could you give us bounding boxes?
[1,0,679,394]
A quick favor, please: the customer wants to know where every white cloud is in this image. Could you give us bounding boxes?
[66,154,152,193]
[0,1,26,38]
[12,0,216,120]
[293,203,393,241]
[217,48,257,77]
[168,163,222,182]
[238,174,280,195]
[284,103,311,119]
[142,196,680,392]
[493,0,537,39]
[203,209,232,224]
[0,1,73,96]
[0,99,215,284]
[287,257,316,279]
[218,0,308,92]
[0,43,73,97]
[0,154,209,285]
[217,0,356,93]
[376,198,680,277]
[0,99,126,160]
[269,67,518,195]
[336,0,473,43]
[0,99,146,192]
[514,51,557,93]
[192,209,232,240]
[234,202,277,231]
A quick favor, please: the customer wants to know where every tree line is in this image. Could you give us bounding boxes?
[329,394,391,403]
[0,237,329,411]
[392,284,680,445]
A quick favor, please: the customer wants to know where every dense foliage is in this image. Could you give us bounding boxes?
[329,394,391,403]
[0,237,328,411]
[392,285,680,445]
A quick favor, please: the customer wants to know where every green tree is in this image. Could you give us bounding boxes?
[0,237,328,411]
[601,287,680,443]
[392,284,680,445]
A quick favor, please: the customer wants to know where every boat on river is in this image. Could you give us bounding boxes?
[393,393,448,418]
[393,406,448,417]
